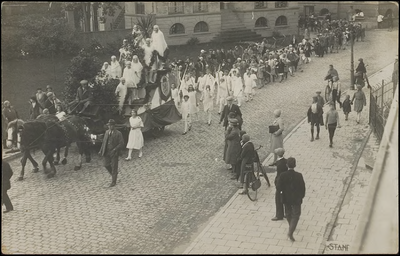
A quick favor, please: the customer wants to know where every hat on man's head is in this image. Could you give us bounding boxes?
[358,58,363,61]
[46,92,54,97]
[274,148,285,157]
[183,95,189,99]
[316,90,322,94]
[200,49,206,53]
[107,119,116,125]
[226,96,234,101]
[242,134,250,142]
[80,80,88,85]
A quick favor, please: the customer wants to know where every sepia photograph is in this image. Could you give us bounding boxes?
[1,1,398,254]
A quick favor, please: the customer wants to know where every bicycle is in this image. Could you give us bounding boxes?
[243,145,271,201]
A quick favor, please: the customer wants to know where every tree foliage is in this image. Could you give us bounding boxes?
[136,14,156,39]
[2,14,79,59]
[63,50,118,116]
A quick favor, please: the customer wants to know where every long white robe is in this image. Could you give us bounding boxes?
[115,82,127,111]
[110,60,122,79]
[123,67,136,88]
[131,61,143,85]
[151,30,168,57]
[142,44,155,66]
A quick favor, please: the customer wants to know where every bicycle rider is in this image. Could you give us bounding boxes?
[238,134,255,195]
[325,64,339,83]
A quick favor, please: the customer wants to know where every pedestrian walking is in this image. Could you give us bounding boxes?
[2,160,14,213]
[219,96,242,130]
[269,109,285,166]
[307,96,324,141]
[331,76,342,109]
[181,95,191,135]
[315,90,325,108]
[223,119,242,176]
[99,119,125,187]
[351,84,367,124]
[277,157,306,242]
[125,109,144,160]
[200,85,214,125]
[325,103,341,148]
[271,148,287,221]
[238,134,255,194]
[342,95,352,121]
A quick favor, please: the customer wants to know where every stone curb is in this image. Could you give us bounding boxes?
[317,128,373,254]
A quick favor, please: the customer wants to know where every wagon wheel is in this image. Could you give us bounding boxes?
[159,74,171,101]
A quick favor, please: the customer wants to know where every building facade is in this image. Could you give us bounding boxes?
[124,2,300,46]
[299,1,398,20]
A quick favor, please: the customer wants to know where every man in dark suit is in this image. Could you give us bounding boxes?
[277,157,305,242]
[272,148,288,221]
[99,119,125,187]
[219,96,242,130]
[238,134,255,194]
[2,160,14,213]
[68,80,94,114]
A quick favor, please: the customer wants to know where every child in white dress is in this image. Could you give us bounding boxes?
[171,83,180,109]
[200,85,214,125]
[188,85,199,121]
[181,95,191,135]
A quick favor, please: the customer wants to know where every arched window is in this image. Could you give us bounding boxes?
[194,21,209,33]
[275,15,287,26]
[169,23,185,35]
[255,17,268,27]
[320,8,329,16]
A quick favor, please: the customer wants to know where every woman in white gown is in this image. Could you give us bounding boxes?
[115,77,128,114]
[109,55,122,79]
[142,38,156,83]
[125,109,144,160]
[131,55,143,100]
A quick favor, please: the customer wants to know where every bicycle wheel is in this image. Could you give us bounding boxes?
[246,171,258,201]
[258,162,271,187]
[325,84,331,102]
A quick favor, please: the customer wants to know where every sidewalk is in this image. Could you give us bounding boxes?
[183,64,394,254]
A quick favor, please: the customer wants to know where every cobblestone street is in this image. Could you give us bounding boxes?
[1,29,398,254]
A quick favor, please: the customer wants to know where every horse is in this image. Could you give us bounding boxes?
[6,117,69,181]
[18,115,92,179]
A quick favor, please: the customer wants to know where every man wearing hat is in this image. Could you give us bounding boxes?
[315,90,325,109]
[238,133,255,194]
[272,148,287,221]
[68,80,94,114]
[99,119,125,187]
[219,96,242,130]
[44,92,62,114]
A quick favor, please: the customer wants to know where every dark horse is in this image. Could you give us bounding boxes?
[18,115,92,179]
[7,118,69,180]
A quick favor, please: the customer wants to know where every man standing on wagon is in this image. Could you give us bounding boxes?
[151,25,168,70]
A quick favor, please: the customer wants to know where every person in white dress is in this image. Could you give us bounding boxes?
[110,55,122,79]
[187,85,198,121]
[151,25,168,69]
[179,73,195,100]
[231,70,244,107]
[142,38,156,83]
[200,85,214,125]
[125,109,144,160]
[131,55,143,100]
[244,68,257,101]
[181,95,191,135]
[101,62,112,78]
[119,39,130,70]
[171,83,180,109]
[122,61,136,105]
[115,77,128,114]
[216,69,230,114]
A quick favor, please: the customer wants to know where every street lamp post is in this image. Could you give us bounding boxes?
[350,30,354,90]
